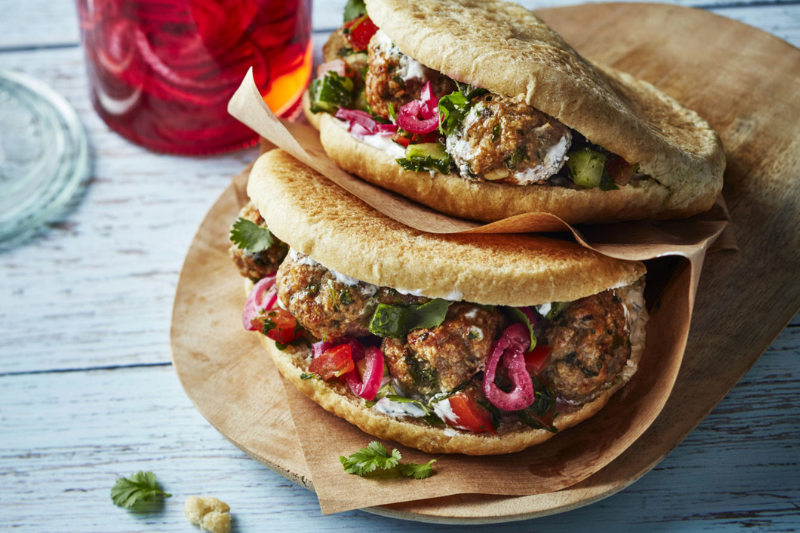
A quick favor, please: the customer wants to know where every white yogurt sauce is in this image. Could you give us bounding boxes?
[289,249,465,301]
[333,118,406,158]
[398,55,427,81]
[511,133,571,185]
[373,397,427,418]
[288,248,376,291]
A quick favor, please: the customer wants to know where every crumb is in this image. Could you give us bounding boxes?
[184,496,231,533]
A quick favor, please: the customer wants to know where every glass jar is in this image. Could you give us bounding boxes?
[77,0,312,154]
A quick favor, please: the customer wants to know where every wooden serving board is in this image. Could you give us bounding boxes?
[171,3,800,523]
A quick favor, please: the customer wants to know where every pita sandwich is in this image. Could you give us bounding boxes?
[304,0,725,224]
[229,149,649,454]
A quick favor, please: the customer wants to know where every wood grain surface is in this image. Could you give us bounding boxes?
[1,0,799,530]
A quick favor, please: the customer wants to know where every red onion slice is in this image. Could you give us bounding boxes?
[342,346,384,400]
[483,323,535,411]
[396,100,439,134]
[242,276,277,331]
[336,108,398,137]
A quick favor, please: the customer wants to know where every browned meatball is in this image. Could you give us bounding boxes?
[276,254,373,340]
[383,303,506,398]
[446,93,571,184]
[322,28,368,78]
[365,31,455,120]
[229,202,288,281]
[276,252,427,340]
[540,290,630,403]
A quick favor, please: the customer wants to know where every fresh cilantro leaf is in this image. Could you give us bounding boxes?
[407,299,452,332]
[340,443,438,479]
[397,460,437,479]
[110,471,171,509]
[230,218,274,254]
[343,0,367,21]
[339,441,401,476]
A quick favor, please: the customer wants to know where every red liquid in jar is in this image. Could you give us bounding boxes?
[78,0,312,154]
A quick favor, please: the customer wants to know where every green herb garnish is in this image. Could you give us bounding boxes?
[110,471,171,509]
[230,218,274,254]
[340,442,437,479]
[368,304,410,338]
[506,307,537,350]
[339,441,401,476]
[396,154,452,174]
[343,0,367,22]
[406,299,452,331]
[397,460,438,479]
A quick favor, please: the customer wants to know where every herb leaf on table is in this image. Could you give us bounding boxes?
[111,471,172,508]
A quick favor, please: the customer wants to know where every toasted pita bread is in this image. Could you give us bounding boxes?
[249,149,645,306]
[306,0,724,224]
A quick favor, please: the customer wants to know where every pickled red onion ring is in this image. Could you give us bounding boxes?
[242,276,277,330]
[396,100,439,134]
[335,108,398,137]
[483,323,535,411]
[342,346,384,401]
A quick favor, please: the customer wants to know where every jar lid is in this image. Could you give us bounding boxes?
[0,69,89,246]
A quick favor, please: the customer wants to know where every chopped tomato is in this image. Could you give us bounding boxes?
[524,345,553,376]
[344,16,379,51]
[448,389,497,434]
[606,155,634,186]
[252,309,303,345]
[392,131,411,148]
[392,130,440,148]
[309,344,354,380]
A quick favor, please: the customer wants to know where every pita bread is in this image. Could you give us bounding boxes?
[248,149,645,306]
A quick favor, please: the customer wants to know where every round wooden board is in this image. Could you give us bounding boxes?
[171,3,800,524]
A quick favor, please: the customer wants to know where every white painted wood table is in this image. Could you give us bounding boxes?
[1,0,798,530]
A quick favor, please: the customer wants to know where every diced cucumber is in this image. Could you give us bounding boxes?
[309,73,354,114]
[566,148,606,189]
[405,142,447,160]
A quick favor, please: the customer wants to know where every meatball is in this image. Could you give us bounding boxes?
[228,202,287,281]
[276,254,374,340]
[540,290,630,403]
[446,93,571,184]
[321,28,368,82]
[276,252,427,340]
[322,27,349,62]
[365,30,456,120]
[383,303,506,398]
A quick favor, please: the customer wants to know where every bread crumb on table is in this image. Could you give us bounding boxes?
[184,496,231,533]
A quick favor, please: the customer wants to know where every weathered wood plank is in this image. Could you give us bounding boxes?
[0,346,797,530]
[3,0,800,49]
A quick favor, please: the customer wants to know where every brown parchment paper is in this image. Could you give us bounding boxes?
[227,69,734,514]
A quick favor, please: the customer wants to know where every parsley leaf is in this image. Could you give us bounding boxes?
[339,441,401,476]
[397,460,437,479]
[110,471,171,509]
[230,218,274,254]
